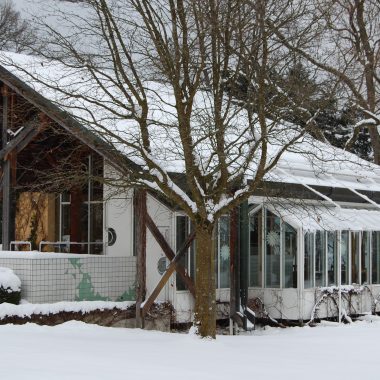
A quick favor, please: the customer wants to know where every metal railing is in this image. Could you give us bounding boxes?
[38,241,104,254]
[10,241,32,251]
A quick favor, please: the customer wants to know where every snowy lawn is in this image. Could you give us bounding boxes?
[1,316,379,380]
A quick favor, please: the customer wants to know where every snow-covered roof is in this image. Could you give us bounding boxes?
[267,203,380,231]
[1,51,380,193]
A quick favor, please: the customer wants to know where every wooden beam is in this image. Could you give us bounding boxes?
[9,151,17,187]
[134,189,147,328]
[2,161,10,250]
[0,122,42,162]
[145,213,196,296]
[1,85,8,145]
[2,85,11,250]
[141,231,195,319]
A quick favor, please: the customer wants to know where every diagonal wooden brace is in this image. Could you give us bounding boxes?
[0,121,43,161]
[145,213,196,296]
[141,230,196,318]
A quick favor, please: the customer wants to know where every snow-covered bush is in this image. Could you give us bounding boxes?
[0,267,21,305]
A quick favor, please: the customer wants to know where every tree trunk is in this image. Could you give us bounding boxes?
[194,221,216,338]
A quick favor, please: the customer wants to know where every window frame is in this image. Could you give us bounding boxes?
[249,206,299,290]
[58,154,104,254]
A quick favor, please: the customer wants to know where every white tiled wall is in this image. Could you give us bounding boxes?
[0,256,137,303]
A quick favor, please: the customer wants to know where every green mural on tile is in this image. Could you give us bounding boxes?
[76,273,110,301]
[116,284,136,301]
[68,258,83,270]
[66,258,136,301]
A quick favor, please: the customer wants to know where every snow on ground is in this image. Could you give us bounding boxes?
[0,300,134,319]
[1,316,380,380]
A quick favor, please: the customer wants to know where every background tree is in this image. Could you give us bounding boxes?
[269,0,380,162]
[5,0,329,337]
[281,61,372,160]
[0,0,36,52]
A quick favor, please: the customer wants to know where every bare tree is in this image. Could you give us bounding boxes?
[269,0,380,162]
[0,0,36,52]
[3,0,327,337]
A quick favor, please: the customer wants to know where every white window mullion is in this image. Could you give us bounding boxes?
[188,221,192,279]
[369,231,372,285]
[313,232,316,288]
[325,231,328,287]
[348,232,352,285]
[217,220,221,290]
[358,232,362,285]
[337,230,342,287]
[280,219,283,289]
[262,208,266,288]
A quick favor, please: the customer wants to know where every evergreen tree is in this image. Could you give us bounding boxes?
[281,62,373,161]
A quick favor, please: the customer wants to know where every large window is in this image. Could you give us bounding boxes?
[304,232,314,288]
[303,229,380,288]
[176,210,380,291]
[340,231,349,285]
[351,232,360,284]
[315,230,326,287]
[58,155,104,254]
[283,223,297,288]
[310,229,380,287]
[265,210,281,288]
[175,215,193,291]
[83,155,104,254]
[249,208,297,289]
[218,216,230,289]
[60,192,71,242]
[372,232,380,284]
[315,229,380,287]
[249,210,262,287]
[361,231,370,284]
[327,232,337,285]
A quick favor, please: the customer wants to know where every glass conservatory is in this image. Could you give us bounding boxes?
[248,203,380,320]
[173,203,380,321]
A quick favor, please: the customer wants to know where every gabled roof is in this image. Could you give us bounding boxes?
[0,53,141,175]
[1,51,380,193]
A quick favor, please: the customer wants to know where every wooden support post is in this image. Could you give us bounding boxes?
[141,231,195,319]
[134,189,147,328]
[1,162,10,250]
[1,85,7,148]
[10,151,17,187]
[145,213,196,296]
[1,85,11,250]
